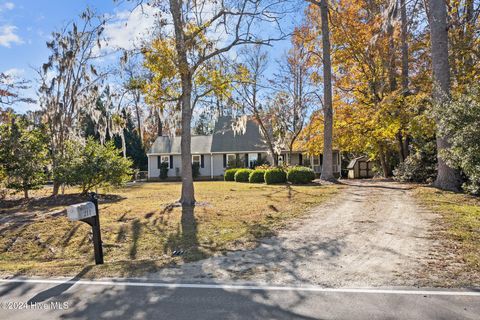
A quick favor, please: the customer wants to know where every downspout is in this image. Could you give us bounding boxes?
[210,153,214,179]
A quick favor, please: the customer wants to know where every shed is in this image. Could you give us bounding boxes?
[347,156,375,179]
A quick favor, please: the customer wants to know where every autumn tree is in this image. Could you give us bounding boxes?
[143,0,286,205]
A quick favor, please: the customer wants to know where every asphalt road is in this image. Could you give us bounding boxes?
[0,279,479,320]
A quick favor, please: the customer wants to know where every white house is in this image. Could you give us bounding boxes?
[147,116,341,180]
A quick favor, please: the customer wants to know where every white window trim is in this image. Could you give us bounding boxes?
[192,155,201,165]
[161,155,170,166]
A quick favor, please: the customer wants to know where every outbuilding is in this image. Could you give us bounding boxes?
[347,156,375,179]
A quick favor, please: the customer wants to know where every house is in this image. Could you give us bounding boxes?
[147,116,341,180]
[347,156,375,179]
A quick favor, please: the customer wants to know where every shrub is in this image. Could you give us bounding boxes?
[192,162,200,179]
[61,138,133,194]
[287,166,316,184]
[249,169,265,183]
[224,168,239,181]
[159,162,169,180]
[393,141,436,183]
[234,169,252,182]
[434,86,480,194]
[264,168,286,184]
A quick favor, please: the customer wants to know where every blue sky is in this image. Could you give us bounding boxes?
[1,0,302,113]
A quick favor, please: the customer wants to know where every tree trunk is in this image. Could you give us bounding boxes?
[400,0,409,94]
[427,0,462,191]
[378,146,390,178]
[319,0,336,182]
[170,0,195,206]
[52,181,60,196]
[134,94,143,145]
[157,111,163,136]
[24,189,28,199]
[179,79,195,206]
[399,0,410,160]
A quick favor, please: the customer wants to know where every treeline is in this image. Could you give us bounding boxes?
[298,0,480,194]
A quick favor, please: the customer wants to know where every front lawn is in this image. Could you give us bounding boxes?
[0,181,338,277]
[414,187,480,286]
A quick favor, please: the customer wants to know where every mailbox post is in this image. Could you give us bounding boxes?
[67,192,104,265]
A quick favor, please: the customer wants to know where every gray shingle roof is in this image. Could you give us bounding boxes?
[211,116,267,152]
[148,116,268,154]
[148,135,212,154]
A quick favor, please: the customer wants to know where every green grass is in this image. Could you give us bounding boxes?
[0,181,338,277]
[414,187,480,273]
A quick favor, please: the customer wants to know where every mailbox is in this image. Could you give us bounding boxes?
[67,202,96,221]
[66,193,104,265]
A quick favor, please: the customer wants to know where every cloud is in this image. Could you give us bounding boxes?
[0,2,14,12]
[4,68,25,78]
[0,25,23,47]
[4,2,15,10]
[102,5,159,51]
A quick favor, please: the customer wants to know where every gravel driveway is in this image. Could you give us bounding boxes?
[150,180,439,287]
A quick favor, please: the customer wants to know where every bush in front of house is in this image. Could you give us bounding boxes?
[224,168,239,181]
[249,169,265,183]
[287,166,316,184]
[159,162,169,180]
[264,168,286,184]
[234,169,253,182]
[192,162,200,179]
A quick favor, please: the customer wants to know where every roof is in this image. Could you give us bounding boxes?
[347,156,369,169]
[147,116,268,155]
[211,116,267,152]
[148,135,212,154]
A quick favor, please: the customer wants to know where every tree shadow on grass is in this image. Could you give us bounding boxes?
[163,205,205,262]
[0,193,126,215]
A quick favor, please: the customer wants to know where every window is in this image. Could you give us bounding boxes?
[278,155,284,166]
[313,156,320,166]
[248,153,258,168]
[161,156,169,166]
[192,155,201,166]
[227,154,236,166]
[158,155,170,169]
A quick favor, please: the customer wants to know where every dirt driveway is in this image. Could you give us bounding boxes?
[150,180,439,287]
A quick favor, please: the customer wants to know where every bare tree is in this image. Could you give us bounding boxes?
[234,45,281,166]
[273,43,312,163]
[38,9,108,195]
[0,73,35,107]
[427,0,462,191]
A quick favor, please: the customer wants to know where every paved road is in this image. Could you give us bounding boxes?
[1,279,479,320]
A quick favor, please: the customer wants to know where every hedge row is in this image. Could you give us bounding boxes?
[224,166,315,185]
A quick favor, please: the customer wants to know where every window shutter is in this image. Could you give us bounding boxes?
[257,153,262,164]
[223,154,227,168]
[157,156,161,169]
[299,154,303,165]
[201,155,205,168]
[244,153,249,168]
[169,155,173,169]
[320,154,323,166]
